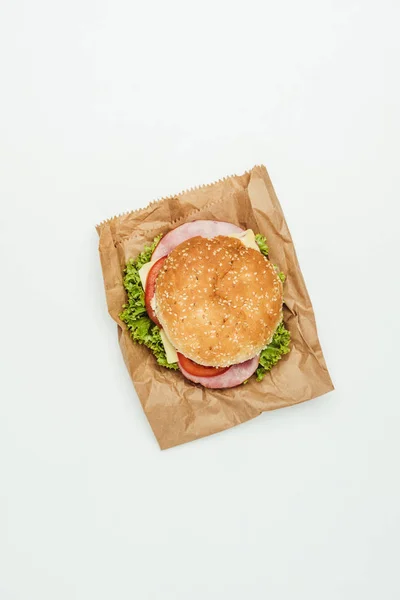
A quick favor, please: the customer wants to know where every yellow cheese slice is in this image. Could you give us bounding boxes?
[229,229,260,252]
[160,329,178,364]
[138,260,155,290]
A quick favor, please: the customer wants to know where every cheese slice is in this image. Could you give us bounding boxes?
[229,229,260,252]
[138,260,154,290]
[160,329,178,363]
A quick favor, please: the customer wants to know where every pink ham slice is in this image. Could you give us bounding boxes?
[151,220,243,261]
[178,355,260,389]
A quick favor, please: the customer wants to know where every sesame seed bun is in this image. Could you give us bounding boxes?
[155,236,283,367]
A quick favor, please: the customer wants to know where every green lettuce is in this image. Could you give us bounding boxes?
[277,271,286,283]
[256,321,291,381]
[255,233,269,256]
[255,233,291,379]
[119,235,178,370]
[121,231,290,380]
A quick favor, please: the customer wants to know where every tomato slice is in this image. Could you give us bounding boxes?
[145,256,167,327]
[177,353,230,378]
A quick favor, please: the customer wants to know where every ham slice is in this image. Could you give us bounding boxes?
[178,355,260,389]
[151,220,243,261]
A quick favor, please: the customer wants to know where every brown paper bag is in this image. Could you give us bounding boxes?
[96,166,333,449]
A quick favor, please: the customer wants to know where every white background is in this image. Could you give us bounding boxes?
[1,1,399,599]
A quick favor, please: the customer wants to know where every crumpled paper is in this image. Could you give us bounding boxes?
[96,166,333,449]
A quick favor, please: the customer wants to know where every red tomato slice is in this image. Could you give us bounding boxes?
[145,256,167,327]
[177,353,230,378]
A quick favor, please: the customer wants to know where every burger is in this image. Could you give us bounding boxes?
[120,220,290,389]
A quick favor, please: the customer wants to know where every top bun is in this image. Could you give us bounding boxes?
[155,235,283,367]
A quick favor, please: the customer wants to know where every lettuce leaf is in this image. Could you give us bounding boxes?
[256,321,291,381]
[119,235,178,370]
[255,233,269,256]
[255,233,290,379]
[277,271,286,283]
